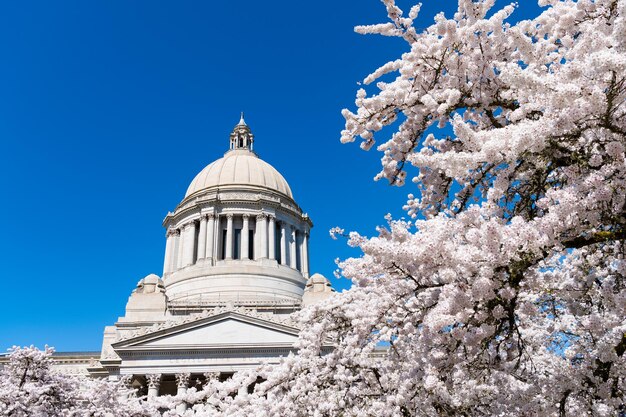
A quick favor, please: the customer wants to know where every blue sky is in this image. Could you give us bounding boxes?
[0,0,543,351]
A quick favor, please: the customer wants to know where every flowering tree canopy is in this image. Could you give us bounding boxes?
[0,346,152,417]
[192,0,625,416]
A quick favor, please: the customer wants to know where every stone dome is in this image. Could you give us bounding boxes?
[302,273,335,306]
[185,149,293,199]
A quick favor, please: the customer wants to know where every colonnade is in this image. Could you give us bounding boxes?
[163,212,309,277]
[143,372,241,411]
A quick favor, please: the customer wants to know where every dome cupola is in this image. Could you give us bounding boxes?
[229,113,254,151]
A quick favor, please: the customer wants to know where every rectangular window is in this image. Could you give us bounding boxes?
[296,231,302,271]
[275,224,281,264]
[221,229,227,260]
[248,230,254,260]
[234,229,241,260]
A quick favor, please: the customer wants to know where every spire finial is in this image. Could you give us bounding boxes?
[238,112,246,126]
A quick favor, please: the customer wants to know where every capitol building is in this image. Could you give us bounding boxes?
[47,115,334,398]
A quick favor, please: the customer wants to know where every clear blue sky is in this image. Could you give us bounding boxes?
[0,0,543,351]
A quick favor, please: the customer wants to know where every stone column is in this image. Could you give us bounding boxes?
[302,231,310,278]
[182,222,196,267]
[280,222,288,266]
[169,230,179,272]
[225,214,234,260]
[175,373,190,413]
[290,226,297,269]
[206,214,215,261]
[254,214,262,260]
[197,215,207,261]
[268,215,276,260]
[146,374,161,398]
[163,229,174,275]
[176,228,184,269]
[241,214,250,260]
[260,214,268,259]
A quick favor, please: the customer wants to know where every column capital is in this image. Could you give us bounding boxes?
[267,214,276,221]
[242,213,250,220]
[166,228,177,237]
[204,372,220,381]
[183,223,194,230]
[176,373,191,388]
[207,213,216,220]
[226,213,234,220]
[146,374,161,389]
[256,213,266,221]
[120,375,133,389]
[199,214,208,222]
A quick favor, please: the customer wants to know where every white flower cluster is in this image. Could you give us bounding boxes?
[0,346,154,416]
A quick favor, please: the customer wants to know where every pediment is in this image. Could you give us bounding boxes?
[112,310,300,351]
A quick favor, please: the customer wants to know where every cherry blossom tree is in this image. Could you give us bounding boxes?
[181,1,625,416]
[0,346,152,417]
